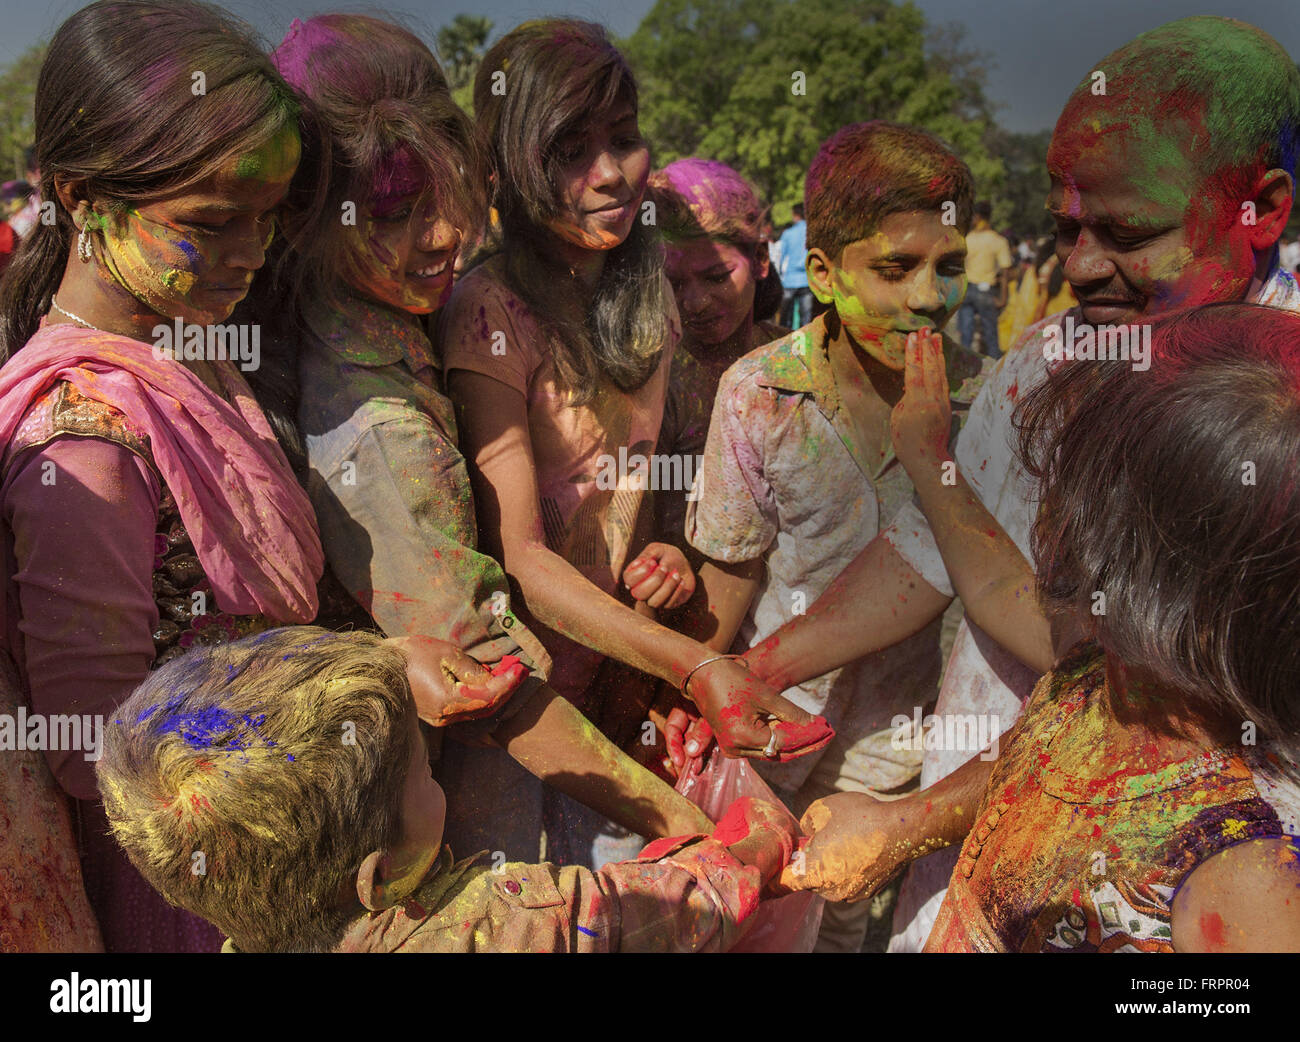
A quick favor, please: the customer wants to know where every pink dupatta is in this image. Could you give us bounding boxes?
[0,323,322,622]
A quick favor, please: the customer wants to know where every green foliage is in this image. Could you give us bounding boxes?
[0,42,46,181]
[985,127,1054,238]
[436,13,493,108]
[623,0,1003,222]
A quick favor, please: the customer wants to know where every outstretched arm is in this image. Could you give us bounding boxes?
[491,680,715,838]
[741,535,952,691]
[448,369,824,760]
[787,747,996,903]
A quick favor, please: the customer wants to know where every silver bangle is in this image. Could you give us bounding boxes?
[681,653,745,698]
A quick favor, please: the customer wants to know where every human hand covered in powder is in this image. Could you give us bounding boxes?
[781,791,902,902]
[663,704,713,780]
[389,636,528,726]
[889,329,952,477]
[711,796,801,890]
[623,542,696,610]
[686,657,833,761]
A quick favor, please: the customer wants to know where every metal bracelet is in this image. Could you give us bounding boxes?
[680,653,745,699]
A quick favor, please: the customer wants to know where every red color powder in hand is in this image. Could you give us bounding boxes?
[771,716,834,761]
[490,654,523,677]
[711,799,755,847]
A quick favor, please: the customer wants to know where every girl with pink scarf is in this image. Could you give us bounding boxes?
[0,0,320,952]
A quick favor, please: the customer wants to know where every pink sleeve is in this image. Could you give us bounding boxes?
[439,269,540,396]
[4,436,160,800]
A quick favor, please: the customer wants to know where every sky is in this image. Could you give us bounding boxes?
[1,0,1297,133]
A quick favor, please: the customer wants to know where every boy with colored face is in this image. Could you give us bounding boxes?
[684,121,983,952]
[746,16,1300,948]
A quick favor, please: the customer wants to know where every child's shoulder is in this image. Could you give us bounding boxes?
[716,325,817,400]
[446,253,521,313]
[1171,836,1300,952]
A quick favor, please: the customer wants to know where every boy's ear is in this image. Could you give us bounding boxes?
[356,849,402,912]
[753,241,771,282]
[1246,168,1294,252]
[356,847,433,911]
[806,247,836,305]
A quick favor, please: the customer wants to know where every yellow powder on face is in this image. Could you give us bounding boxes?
[1148,245,1195,282]
[161,269,196,294]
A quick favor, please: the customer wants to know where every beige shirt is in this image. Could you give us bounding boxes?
[222,836,764,953]
[687,318,984,793]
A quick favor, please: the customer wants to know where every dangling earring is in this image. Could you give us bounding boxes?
[75,207,100,263]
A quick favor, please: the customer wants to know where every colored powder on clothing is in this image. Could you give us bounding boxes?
[711,799,755,846]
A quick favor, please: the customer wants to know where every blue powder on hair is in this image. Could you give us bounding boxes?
[158,704,247,749]
[137,700,165,723]
[147,694,277,751]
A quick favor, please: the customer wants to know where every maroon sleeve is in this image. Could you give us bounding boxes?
[4,436,160,799]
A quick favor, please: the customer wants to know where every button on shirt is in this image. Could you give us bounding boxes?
[687,318,985,792]
[296,294,551,674]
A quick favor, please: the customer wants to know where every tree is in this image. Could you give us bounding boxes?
[436,14,493,113]
[623,0,1003,222]
[985,127,1054,239]
[0,42,47,181]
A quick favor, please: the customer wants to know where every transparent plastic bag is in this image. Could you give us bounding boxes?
[676,748,824,952]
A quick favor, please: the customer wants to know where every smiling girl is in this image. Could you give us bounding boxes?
[0,0,319,951]
[441,21,824,864]
[270,13,712,865]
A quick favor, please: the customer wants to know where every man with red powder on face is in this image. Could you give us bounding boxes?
[741,15,1300,949]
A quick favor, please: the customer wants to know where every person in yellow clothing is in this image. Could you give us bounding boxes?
[957,202,1013,357]
[999,236,1078,352]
